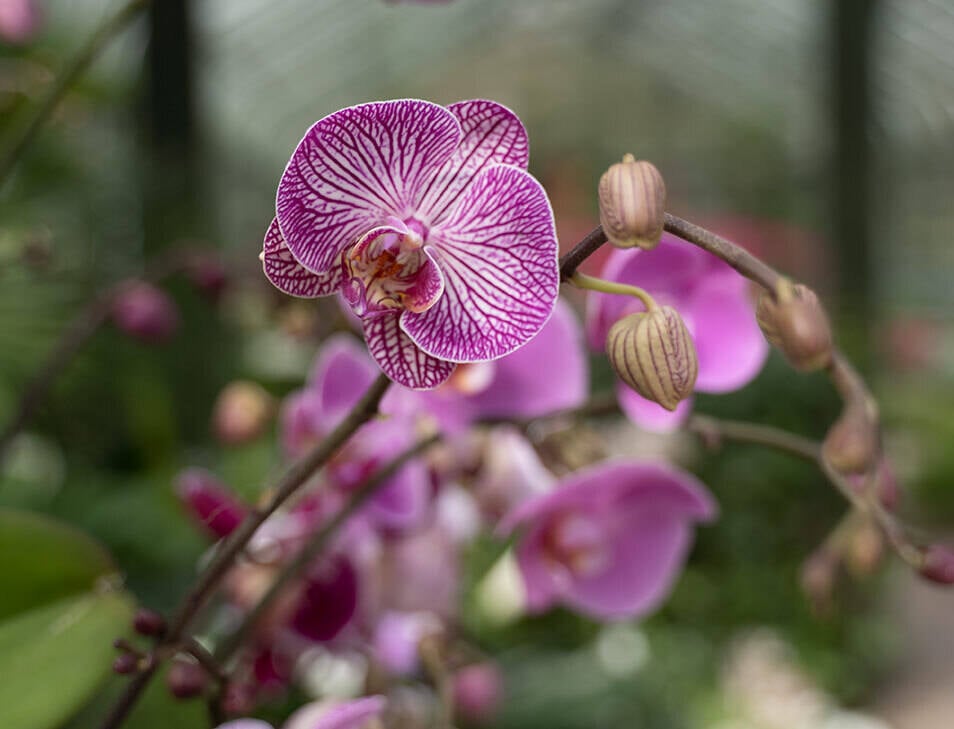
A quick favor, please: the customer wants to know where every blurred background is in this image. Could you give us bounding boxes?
[2,1,954,728]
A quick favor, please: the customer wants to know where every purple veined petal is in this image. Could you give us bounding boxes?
[311,334,381,426]
[262,217,341,297]
[416,99,530,224]
[363,312,457,389]
[403,165,559,363]
[684,273,768,393]
[616,382,693,432]
[467,298,589,420]
[285,696,386,729]
[276,99,462,275]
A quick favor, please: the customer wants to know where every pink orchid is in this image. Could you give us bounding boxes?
[0,0,41,44]
[263,99,559,390]
[586,234,768,430]
[217,695,385,729]
[500,460,716,620]
[280,335,432,531]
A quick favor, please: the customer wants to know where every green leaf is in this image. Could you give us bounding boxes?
[0,508,117,620]
[0,591,135,729]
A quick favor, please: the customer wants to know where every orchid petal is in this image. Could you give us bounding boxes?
[262,217,340,297]
[685,273,768,393]
[276,100,461,275]
[416,99,530,224]
[286,696,386,729]
[403,165,559,362]
[617,382,693,432]
[311,334,381,426]
[364,312,456,389]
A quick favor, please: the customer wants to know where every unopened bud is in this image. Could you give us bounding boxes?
[606,306,697,411]
[166,659,207,699]
[212,380,274,446]
[133,608,166,637]
[919,545,954,585]
[111,280,179,344]
[175,468,248,539]
[756,280,832,372]
[453,662,504,725]
[800,547,838,615]
[598,154,666,250]
[846,520,884,577]
[822,404,879,475]
[112,652,139,675]
[186,255,229,301]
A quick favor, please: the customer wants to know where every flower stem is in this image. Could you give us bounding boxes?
[213,432,441,665]
[99,374,391,729]
[0,0,152,188]
[569,271,656,311]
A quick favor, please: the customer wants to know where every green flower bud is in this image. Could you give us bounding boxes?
[606,306,697,411]
[598,154,666,250]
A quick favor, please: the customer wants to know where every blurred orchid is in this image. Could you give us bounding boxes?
[0,0,41,44]
[263,99,559,389]
[111,280,179,344]
[500,460,716,619]
[217,695,385,729]
[586,234,768,430]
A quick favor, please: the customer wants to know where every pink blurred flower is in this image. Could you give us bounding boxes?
[175,468,248,539]
[0,0,41,44]
[111,280,180,344]
[500,460,716,619]
[586,234,767,431]
[217,696,386,729]
[453,662,504,724]
[383,298,589,433]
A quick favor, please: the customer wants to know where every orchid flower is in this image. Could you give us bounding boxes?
[263,99,559,390]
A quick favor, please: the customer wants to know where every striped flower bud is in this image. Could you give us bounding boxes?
[606,306,697,411]
[756,280,832,372]
[598,154,666,250]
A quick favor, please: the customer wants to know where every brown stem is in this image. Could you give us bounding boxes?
[213,432,441,664]
[558,226,607,281]
[0,0,152,187]
[100,374,390,729]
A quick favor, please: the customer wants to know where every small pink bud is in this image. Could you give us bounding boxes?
[0,0,43,44]
[920,545,954,585]
[174,468,247,539]
[166,659,207,699]
[133,608,166,637]
[453,662,504,725]
[186,255,229,301]
[111,280,179,344]
[598,154,666,250]
[822,404,879,476]
[846,520,884,577]
[756,280,832,372]
[112,653,139,675]
[211,380,274,446]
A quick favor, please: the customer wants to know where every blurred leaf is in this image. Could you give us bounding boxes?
[0,591,134,729]
[0,508,117,620]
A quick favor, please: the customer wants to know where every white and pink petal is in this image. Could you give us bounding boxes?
[363,312,456,389]
[262,218,341,297]
[403,165,559,363]
[276,100,462,275]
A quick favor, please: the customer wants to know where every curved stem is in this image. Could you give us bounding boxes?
[569,272,656,311]
[100,374,391,729]
[0,0,152,187]
[213,432,441,665]
[558,226,607,281]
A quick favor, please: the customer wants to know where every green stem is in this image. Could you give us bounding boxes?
[0,0,151,188]
[570,271,656,311]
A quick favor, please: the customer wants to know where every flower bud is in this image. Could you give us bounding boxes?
[175,468,248,539]
[919,544,954,585]
[822,404,879,475]
[846,520,884,577]
[800,547,837,615]
[166,659,207,699]
[756,280,832,372]
[185,254,229,301]
[133,608,167,637]
[598,154,666,250]
[211,380,274,446]
[111,280,179,344]
[112,652,139,675]
[453,662,504,725]
[606,306,697,411]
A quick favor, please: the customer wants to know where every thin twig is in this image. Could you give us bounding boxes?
[0,0,152,187]
[214,432,442,664]
[558,226,607,281]
[100,374,391,729]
